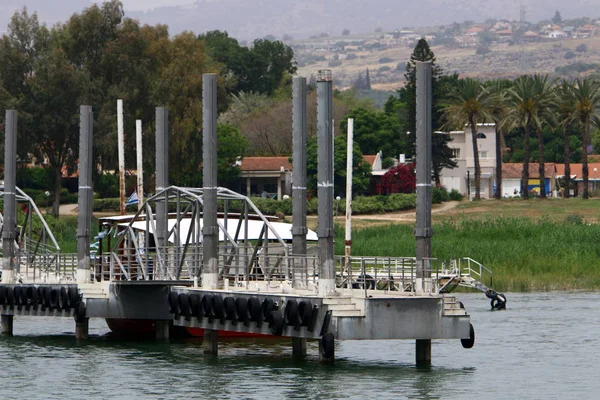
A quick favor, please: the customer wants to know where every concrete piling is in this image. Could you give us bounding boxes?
[414,61,433,365]
[155,107,169,279]
[292,76,308,287]
[2,110,17,284]
[77,106,93,284]
[202,73,219,290]
[1,315,13,336]
[75,318,89,340]
[203,329,218,355]
[292,337,307,358]
[316,70,336,297]
[155,320,170,340]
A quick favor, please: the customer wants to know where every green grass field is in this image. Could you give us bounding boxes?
[335,198,600,291]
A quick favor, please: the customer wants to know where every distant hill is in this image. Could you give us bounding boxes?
[2,1,600,40]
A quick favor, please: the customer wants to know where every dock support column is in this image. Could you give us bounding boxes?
[414,61,433,367]
[203,329,218,355]
[155,320,170,340]
[292,337,307,358]
[2,110,17,284]
[1,315,13,335]
[75,318,89,340]
[416,339,432,366]
[316,70,336,297]
[77,106,94,284]
[155,107,169,280]
[202,74,219,289]
[292,76,308,288]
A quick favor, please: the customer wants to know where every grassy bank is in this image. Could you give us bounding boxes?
[335,215,600,292]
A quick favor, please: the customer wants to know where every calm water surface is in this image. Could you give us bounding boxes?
[0,292,596,399]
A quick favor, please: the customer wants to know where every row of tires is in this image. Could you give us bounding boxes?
[168,292,319,336]
[0,285,86,321]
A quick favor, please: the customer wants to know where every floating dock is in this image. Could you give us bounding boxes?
[1,65,477,365]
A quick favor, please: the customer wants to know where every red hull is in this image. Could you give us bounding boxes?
[105,318,271,338]
[186,327,270,338]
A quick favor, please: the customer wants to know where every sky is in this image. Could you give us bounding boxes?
[109,1,192,11]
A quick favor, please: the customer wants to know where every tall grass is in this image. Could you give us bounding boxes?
[335,216,600,292]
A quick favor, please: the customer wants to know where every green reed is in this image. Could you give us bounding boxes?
[335,216,600,291]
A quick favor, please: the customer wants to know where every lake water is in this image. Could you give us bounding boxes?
[0,292,596,399]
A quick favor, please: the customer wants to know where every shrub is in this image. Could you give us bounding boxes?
[449,189,463,201]
[564,50,576,59]
[328,60,342,67]
[378,66,391,72]
[378,57,393,64]
[575,44,587,53]
[476,45,490,55]
[379,163,416,194]
[432,187,449,203]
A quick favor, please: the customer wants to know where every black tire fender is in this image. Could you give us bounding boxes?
[268,309,284,335]
[211,295,225,322]
[178,293,190,316]
[189,294,201,318]
[59,286,69,310]
[321,332,335,359]
[247,297,262,323]
[14,286,23,307]
[319,310,332,336]
[6,286,15,307]
[168,291,179,314]
[0,286,6,306]
[224,297,237,322]
[42,286,51,309]
[49,288,59,309]
[202,294,214,318]
[235,297,249,325]
[461,323,475,349]
[74,301,87,323]
[68,286,80,309]
[26,286,38,306]
[262,298,275,322]
[284,299,299,326]
[298,300,313,326]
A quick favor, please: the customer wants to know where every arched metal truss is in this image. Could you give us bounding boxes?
[102,186,318,285]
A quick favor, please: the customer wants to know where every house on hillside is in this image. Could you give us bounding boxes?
[502,163,557,197]
[439,123,497,199]
[548,30,568,39]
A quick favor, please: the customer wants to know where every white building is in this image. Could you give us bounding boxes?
[439,123,497,199]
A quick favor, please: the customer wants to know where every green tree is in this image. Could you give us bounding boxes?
[340,107,408,158]
[306,135,371,197]
[217,124,248,187]
[486,78,513,199]
[504,75,556,199]
[568,77,600,199]
[199,30,296,96]
[441,77,495,200]
[552,10,563,25]
[555,79,578,197]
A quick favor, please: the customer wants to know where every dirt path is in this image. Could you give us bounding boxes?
[346,201,460,222]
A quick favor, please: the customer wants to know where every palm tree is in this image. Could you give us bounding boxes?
[504,75,555,199]
[570,77,600,199]
[554,79,577,198]
[486,79,512,199]
[441,77,495,200]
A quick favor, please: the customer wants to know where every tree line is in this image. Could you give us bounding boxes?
[441,72,600,200]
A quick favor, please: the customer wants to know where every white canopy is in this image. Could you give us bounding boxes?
[118,218,318,244]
